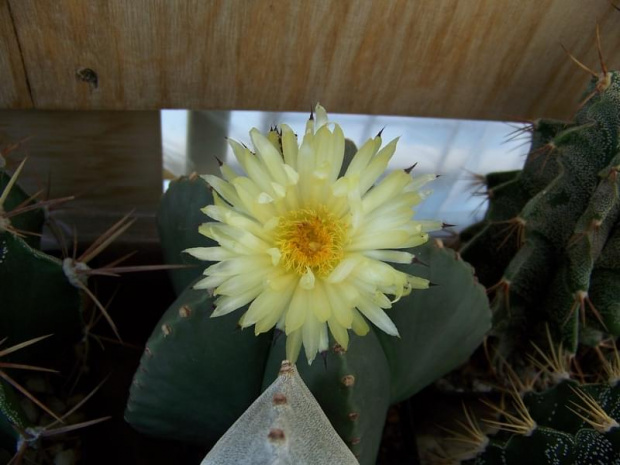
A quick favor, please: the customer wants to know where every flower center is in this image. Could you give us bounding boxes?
[275,206,346,277]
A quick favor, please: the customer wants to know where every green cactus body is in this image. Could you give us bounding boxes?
[460,70,620,355]
[0,232,83,363]
[0,163,84,362]
[124,281,274,444]
[0,165,87,453]
[158,174,216,295]
[590,221,620,334]
[126,235,491,464]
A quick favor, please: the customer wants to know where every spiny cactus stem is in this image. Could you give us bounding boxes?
[528,326,571,383]
[0,157,26,209]
[76,280,123,342]
[482,337,499,378]
[440,404,488,449]
[494,350,540,394]
[528,141,555,163]
[595,344,620,384]
[566,291,607,331]
[595,24,609,75]
[495,217,526,251]
[487,279,511,313]
[567,385,619,433]
[576,71,612,112]
[561,43,598,78]
[1,190,72,238]
[0,335,63,422]
[86,263,194,277]
[568,227,598,248]
[530,143,558,174]
[4,195,74,220]
[13,407,111,462]
[481,390,536,436]
[504,122,535,144]
[78,211,136,264]
[0,334,53,358]
[466,171,488,196]
[437,406,491,462]
[45,376,109,430]
[39,415,112,438]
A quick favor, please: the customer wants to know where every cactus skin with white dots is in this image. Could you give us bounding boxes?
[465,380,620,465]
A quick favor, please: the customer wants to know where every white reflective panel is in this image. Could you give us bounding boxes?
[162,110,529,231]
[161,110,188,176]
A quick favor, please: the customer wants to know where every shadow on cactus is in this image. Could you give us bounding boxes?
[126,106,492,464]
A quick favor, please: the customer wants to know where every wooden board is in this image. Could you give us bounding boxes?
[4,1,620,120]
[0,0,32,108]
[0,110,162,244]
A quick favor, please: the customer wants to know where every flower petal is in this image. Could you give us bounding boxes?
[351,309,370,336]
[250,128,289,185]
[302,313,323,364]
[184,247,238,261]
[356,300,399,337]
[324,283,354,328]
[327,316,350,350]
[362,250,414,264]
[345,137,381,177]
[285,329,303,363]
[212,284,263,317]
[285,283,309,334]
[361,170,412,215]
[281,124,298,168]
[358,138,398,194]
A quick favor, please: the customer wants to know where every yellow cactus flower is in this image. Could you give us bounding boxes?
[186,105,440,363]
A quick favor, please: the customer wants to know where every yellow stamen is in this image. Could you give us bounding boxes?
[275,206,346,277]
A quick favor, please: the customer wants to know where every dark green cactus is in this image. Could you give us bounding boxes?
[0,160,124,458]
[0,163,84,363]
[126,220,491,465]
[158,173,216,295]
[0,162,83,456]
[460,69,620,358]
[461,378,620,464]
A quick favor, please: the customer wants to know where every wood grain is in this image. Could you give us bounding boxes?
[0,0,32,108]
[5,1,620,120]
[0,110,162,243]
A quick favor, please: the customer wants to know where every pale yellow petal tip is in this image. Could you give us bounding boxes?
[184,247,207,259]
[300,268,315,289]
[353,326,370,337]
[285,342,301,364]
[314,103,328,127]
